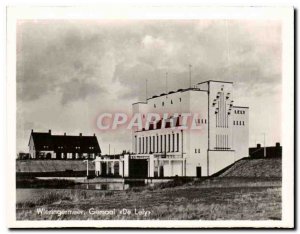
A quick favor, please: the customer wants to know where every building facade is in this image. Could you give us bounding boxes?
[94,80,249,178]
[28,130,101,159]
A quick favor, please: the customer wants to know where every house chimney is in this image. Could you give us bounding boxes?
[93,133,96,136]
[31,129,33,133]
[79,133,82,136]
[276,142,280,147]
[49,129,51,134]
[257,144,261,148]
[64,133,66,136]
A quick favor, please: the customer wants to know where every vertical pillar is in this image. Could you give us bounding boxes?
[111,162,115,175]
[99,162,102,176]
[119,161,124,177]
[124,154,129,177]
[106,161,109,174]
[149,155,154,177]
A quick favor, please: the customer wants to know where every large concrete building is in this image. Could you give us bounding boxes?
[94,80,249,178]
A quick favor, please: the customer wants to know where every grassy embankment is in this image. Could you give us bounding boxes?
[16,158,282,220]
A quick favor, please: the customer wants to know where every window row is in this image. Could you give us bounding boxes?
[52,146,95,150]
[235,110,246,114]
[233,120,245,126]
[195,148,201,153]
[136,133,180,154]
[153,97,182,108]
[195,119,207,124]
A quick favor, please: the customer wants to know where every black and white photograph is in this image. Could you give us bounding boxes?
[6,6,294,228]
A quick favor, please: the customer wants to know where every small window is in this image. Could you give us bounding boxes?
[198,149,200,153]
[162,102,164,106]
[233,121,235,125]
[195,149,197,153]
[205,119,207,124]
[171,100,173,104]
[201,119,203,124]
[243,121,245,125]
[239,121,242,125]
[154,104,156,108]
[235,110,237,114]
[179,98,182,102]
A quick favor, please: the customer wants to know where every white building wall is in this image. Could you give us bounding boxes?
[131,80,249,177]
[208,150,235,175]
[185,90,208,176]
[28,135,35,159]
[232,107,249,161]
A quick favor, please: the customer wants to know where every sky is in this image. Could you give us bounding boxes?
[16,20,282,154]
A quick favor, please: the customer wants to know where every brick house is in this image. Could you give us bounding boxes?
[28,130,101,159]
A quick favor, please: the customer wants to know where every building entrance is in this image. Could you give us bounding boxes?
[196,166,202,177]
[129,158,148,178]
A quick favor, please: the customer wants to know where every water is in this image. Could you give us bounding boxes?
[16,182,134,203]
[71,183,130,191]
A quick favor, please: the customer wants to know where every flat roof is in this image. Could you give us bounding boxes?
[233,106,249,109]
[146,87,207,101]
[132,101,147,105]
[133,80,233,105]
[197,80,233,85]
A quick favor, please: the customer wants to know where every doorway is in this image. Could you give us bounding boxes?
[196,166,202,177]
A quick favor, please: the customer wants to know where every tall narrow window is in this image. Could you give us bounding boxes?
[172,134,175,152]
[156,135,159,153]
[176,133,179,152]
[160,135,163,152]
[168,134,171,152]
[164,135,167,153]
[153,136,155,152]
[149,136,151,153]
[135,136,137,153]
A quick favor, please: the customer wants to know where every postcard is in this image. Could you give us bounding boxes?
[6,6,294,228]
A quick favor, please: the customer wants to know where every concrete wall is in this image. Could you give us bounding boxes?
[208,150,235,175]
[232,106,249,160]
[131,80,249,177]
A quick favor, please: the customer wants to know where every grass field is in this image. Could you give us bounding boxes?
[16,177,281,220]
[220,158,282,177]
